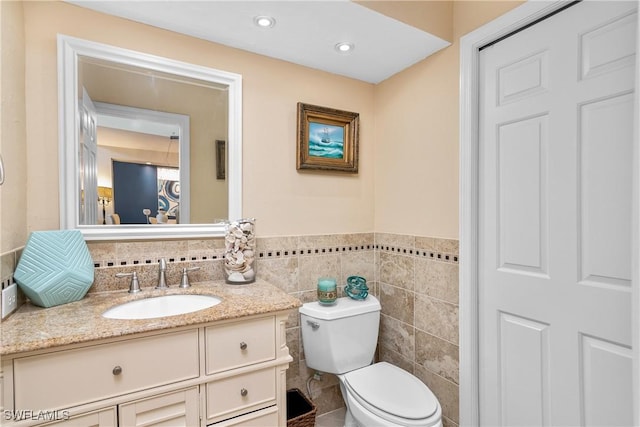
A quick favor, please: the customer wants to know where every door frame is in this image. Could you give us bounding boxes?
[458,2,640,425]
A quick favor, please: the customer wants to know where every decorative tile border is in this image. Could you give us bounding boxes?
[6,234,458,288]
[89,243,457,267]
[91,253,224,268]
[90,244,380,267]
[88,234,377,268]
[376,244,459,264]
[258,244,374,260]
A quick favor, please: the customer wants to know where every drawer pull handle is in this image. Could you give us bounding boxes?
[112,366,122,376]
[240,342,248,350]
[240,388,248,397]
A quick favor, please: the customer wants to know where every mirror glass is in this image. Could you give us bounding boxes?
[59,35,242,240]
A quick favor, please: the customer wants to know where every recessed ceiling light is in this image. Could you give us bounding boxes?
[254,16,276,28]
[335,42,354,54]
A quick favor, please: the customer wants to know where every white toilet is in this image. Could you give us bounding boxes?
[299,296,443,427]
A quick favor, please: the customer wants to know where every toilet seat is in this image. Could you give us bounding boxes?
[342,362,440,426]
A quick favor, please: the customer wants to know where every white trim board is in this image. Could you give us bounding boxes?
[459,1,639,425]
[632,7,640,427]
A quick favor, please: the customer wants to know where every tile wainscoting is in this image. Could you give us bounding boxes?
[376,233,459,427]
[1,232,459,426]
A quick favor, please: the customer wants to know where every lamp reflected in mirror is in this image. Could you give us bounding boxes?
[97,186,113,225]
[142,208,151,224]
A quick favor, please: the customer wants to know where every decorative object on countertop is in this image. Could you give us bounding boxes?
[345,275,369,300]
[224,218,256,284]
[13,230,94,308]
[317,277,337,305]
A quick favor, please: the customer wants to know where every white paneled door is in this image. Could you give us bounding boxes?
[478,2,637,426]
[80,87,98,226]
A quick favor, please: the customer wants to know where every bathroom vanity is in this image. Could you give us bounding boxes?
[0,280,300,427]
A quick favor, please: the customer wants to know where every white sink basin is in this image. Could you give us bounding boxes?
[103,294,221,320]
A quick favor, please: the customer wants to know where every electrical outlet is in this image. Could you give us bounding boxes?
[2,283,18,319]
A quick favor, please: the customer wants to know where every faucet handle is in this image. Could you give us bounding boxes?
[179,267,200,288]
[156,258,169,289]
[116,272,141,293]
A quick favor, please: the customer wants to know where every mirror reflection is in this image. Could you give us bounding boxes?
[78,56,229,225]
[59,35,243,239]
[95,102,182,225]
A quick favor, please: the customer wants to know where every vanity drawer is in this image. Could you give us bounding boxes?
[205,316,275,374]
[119,386,199,427]
[205,366,276,423]
[209,406,279,426]
[13,330,199,410]
[40,407,117,427]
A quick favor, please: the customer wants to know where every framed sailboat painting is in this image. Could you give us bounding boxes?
[296,102,359,173]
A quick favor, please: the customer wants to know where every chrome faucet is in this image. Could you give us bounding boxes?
[179,267,201,288]
[156,258,169,289]
[115,271,141,293]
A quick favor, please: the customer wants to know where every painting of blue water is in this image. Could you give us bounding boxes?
[308,122,344,159]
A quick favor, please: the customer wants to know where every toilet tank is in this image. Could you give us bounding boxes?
[299,296,381,375]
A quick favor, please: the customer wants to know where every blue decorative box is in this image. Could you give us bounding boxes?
[14,230,94,308]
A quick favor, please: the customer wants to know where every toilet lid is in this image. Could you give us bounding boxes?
[343,362,438,420]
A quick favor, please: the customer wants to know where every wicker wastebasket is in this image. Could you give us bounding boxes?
[286,388,317,427]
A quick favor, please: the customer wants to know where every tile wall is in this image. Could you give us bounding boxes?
[375,233,460,427]
[0,232,459,425]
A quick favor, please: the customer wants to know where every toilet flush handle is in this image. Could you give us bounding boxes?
[306,320,320,330]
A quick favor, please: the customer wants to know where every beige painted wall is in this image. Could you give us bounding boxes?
[373,0,522,239]
[356,0,453,42]
[15,1,524,244]
[1,1,27,253]
[22,1,375,238]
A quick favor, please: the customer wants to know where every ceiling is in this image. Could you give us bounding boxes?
[67,1,450,84]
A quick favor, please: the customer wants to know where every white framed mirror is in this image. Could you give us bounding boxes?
[58,35,242,240]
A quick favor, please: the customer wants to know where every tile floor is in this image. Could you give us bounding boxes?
[315,407,346,427]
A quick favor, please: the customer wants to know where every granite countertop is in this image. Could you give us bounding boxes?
[0,280,301,356]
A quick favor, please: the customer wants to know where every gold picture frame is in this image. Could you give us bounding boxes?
[215,139,226,180]
[296,102,359,173]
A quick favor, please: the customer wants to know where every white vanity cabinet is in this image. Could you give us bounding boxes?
[204,317,281,424]
[38,387,200,427]
[119,387,200,427]
[40,408,117,427]
[1,311,292,427]
[13,330,199,411]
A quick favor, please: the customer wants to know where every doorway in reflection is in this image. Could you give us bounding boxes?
[111,161,180,225]
[95,106,181,225]
[79,55,229,225]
